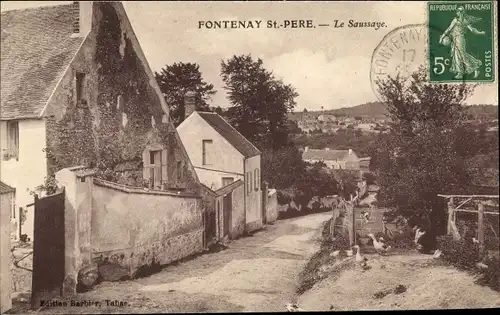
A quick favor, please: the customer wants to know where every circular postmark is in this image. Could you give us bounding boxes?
[369,23,466,102]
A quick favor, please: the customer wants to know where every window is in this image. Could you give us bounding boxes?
[76,72,86,105]
[254,168,260,191]
[222,177,234,187]
[247,171,252,194]
[143,148,167,189]
[202,140,213,165]
[6,121,19,159]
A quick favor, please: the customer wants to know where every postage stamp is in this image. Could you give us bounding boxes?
[427,1,495,83]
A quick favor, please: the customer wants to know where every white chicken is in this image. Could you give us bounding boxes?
[414,227,426,250]
[353,245,368,264]
[368,233,391,255]
[353,245,371,271]
[330,250,340,257]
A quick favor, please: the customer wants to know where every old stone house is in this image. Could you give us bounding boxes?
[0,1,200,240]
[177,94,264,233]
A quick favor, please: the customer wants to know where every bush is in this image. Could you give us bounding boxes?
[437,235,500,292]
[475,255,500,291]
[437,235,480,269]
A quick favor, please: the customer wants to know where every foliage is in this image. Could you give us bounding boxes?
[31,175,59,196]
[362,172,377,185]
[46,3,175,185]
[372,67,476,216]
[155,62,216,126]
[221,54,298,150]
[332,170,360,199]
[475,255,500,291]
[299,165,340,203]
[261,145,306,189]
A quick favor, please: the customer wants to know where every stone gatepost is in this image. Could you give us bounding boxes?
[55,166,95,296]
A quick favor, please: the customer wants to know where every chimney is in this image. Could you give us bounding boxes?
[72,2,93,37]
[184,91,196,118]
[348,149,353,155]
[304,146,309,152]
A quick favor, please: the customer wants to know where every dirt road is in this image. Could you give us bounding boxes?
[298,251,500,311]
[11,213,331,314]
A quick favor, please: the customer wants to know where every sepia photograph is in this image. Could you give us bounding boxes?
[0,0,498,313]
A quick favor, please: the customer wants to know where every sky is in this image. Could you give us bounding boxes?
[1,1,498,111]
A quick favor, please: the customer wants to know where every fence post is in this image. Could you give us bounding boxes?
[447,197,454,235]
[478,202,485,256]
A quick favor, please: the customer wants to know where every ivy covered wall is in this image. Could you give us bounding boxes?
[44,2,199,193]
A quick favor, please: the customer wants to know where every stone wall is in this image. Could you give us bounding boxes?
[1,191,14,313]
[91,179,204,278]
[55,167,204,293]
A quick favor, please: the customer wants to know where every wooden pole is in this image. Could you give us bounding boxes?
[352,201,356,246]
[478,203,485,255]
[447,197,454,235]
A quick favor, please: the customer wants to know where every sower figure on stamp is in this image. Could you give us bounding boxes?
[439,6,486,79]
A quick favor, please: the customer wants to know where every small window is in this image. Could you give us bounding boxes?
[76,72,86,105]
[150,151,155,165]
[202,140,213,165]
[6,121,19,159]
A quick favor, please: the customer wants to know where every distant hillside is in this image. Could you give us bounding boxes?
[291,103,498,120]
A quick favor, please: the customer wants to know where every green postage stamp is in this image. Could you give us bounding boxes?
[428,1,495,83]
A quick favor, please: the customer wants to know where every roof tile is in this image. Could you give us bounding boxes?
[1,4,84,119]
[0,181,15,194]
[302,149,352,161]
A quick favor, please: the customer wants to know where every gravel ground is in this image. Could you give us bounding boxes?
[8,213,331,314]
[298,251,500,311]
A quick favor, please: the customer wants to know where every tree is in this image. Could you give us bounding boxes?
[372,67,476,222]
[303,108,308,113]
[155,62,216,126]
[261,145,306,189]
[220,54,298,150]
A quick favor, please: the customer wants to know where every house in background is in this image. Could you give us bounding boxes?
[0,1,200,240]
[177,93,264,234]
[359,157,372,172]
[302,147,361,170]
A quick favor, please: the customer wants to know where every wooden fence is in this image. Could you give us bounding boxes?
[330,192,360,247]
[438,194,499,254]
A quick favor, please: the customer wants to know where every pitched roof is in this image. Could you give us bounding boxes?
[0,181,15,194]
[196,112,261,158]
[1,4,84,119]
[302,149,353,161]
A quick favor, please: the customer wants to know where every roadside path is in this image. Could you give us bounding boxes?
[11,213,331,314]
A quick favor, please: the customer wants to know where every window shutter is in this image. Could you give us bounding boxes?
[142,150,150,184]
[248,172,252,194]
[161,149,168,186]
[254,168,259,191]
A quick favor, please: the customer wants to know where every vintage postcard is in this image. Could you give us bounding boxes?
[1,1,498,314]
